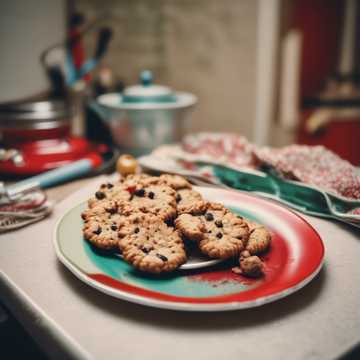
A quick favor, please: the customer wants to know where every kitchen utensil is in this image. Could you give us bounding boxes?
[40,14,113,91]
[3,157,101,200]
[69,28,113,85]
[0,188,52,233]
[89,70,197,155]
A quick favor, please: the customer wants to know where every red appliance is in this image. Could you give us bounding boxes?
[298,109,360,165]
[0,100,108,176]
[291,0,360,165]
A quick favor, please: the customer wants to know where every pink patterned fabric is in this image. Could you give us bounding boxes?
[255,145,360,199]
[182,133,258,168]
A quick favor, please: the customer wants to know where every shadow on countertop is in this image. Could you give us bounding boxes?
[56,260,328,331]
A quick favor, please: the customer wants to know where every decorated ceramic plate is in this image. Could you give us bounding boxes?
[54,186,325,311]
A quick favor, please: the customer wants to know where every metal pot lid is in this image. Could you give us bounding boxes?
[0,100,72,128]
[122,70,176,103]
[97,91,197,111]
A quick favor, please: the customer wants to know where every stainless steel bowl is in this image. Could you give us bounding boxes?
[89,92,197,155]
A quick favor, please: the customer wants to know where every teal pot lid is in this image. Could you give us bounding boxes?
[96,70,197,110]
[122,70,176,103]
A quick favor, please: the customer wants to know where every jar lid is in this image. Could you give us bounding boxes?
[122,70,176,103]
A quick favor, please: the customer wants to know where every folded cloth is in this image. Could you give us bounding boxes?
[255,145,360,200]
[181,133,360,200]
[182,132,258,169]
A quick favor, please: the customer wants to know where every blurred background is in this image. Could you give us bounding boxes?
[0,0,359,179]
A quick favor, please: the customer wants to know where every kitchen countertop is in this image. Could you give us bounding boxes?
[0,175,360,360]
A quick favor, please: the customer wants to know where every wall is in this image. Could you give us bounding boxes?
[76,0,259,140]
[0,0,65,102]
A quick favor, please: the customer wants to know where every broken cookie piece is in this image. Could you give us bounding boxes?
[175,213,205,241]
[232,252,265,278]
[245,221,272,255]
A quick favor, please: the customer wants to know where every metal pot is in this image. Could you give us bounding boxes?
[89,71,197,155]
[0,100,105,176]
[0,100,72,145]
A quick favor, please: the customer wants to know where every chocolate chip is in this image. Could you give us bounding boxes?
[216,232,223,239]
[95,191,106,200]
[215,220,223,228]
[93,226,102,235]
[164,218,174,227]
[156,253,168,262]
[134,189,145,197]
[134,227,140,233]
[148,191,155,199]
[176,194,182,203]
[141,246,150,254]
[100,183,107,189]
[205,213,214,221]
[106,205,118,214]
[111,224,117,231]
[107,183,114,189]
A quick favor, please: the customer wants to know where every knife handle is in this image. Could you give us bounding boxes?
[6,158,96,199]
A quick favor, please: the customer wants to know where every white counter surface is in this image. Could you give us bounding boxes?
[0,176,359,360]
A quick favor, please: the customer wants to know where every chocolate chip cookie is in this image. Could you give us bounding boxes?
[127,183,177,221]
[118,213,187,273]
[159,174,192,190]
[175,203,249,259]
[88,182,131,208]
[82,201,128,250]
[88,174,155,209]
[138,174,191,190]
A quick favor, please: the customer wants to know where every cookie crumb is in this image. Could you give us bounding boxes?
[239,256,264,278]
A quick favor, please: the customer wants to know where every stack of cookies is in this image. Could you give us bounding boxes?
[82,174,271,275]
